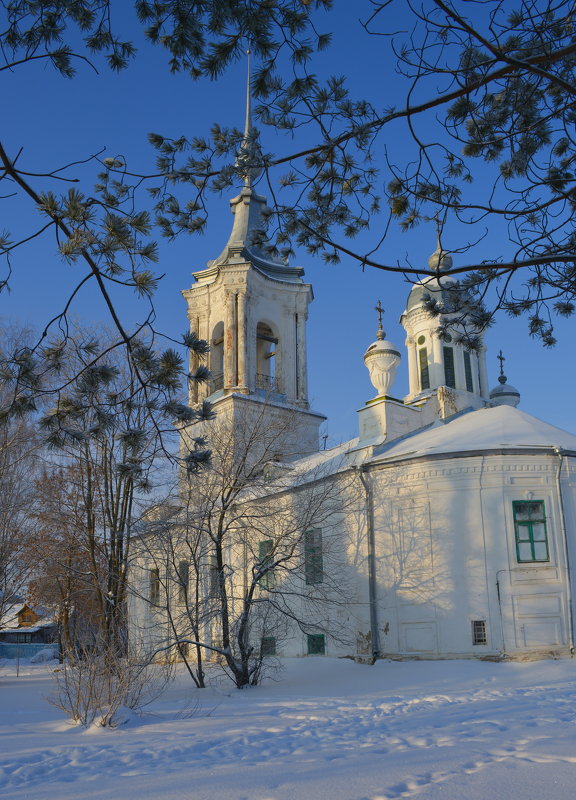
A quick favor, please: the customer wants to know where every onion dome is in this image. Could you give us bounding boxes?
[364,302,401,397]
[490,350,520,407]
[428,237,453,272]
[404,238,455,314]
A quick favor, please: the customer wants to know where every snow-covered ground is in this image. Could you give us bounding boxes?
[1,656,576,800]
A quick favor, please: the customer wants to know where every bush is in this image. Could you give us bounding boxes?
[48,644,172,727]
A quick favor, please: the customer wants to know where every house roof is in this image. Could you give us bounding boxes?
[0,603,54,631]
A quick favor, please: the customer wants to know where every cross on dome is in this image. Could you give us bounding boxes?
[375,300,385,339]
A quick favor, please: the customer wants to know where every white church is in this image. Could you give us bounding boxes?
[133,88,576,664]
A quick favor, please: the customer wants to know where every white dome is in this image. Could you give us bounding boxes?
[490,381,521,407]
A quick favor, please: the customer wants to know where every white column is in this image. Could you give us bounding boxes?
[224,291,236,390]
[432,335,444,388]
[296,312,308,406]
[477,345,489,399]
[237,291,248,392]
[189,314,200,404]
[406,337,418,397]
[453,346,464,391]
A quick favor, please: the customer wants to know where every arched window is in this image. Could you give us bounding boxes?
[210,322,224,392]
[256,322,279,392]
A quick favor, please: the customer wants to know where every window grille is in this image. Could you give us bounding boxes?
[472,620,487,645]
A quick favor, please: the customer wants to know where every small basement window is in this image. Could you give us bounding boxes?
[472,620,487,646]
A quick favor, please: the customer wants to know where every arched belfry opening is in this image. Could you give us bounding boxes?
[210,321,224,392]
[256,321,279,393]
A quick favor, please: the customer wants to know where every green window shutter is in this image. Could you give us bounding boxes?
[305,529,323,585]
[258,539,274,588]
[513,501,549,562]
[463,350,474,392]
[419,347,430,390]
[177,560,189,604]
[307,633,326,655]
[443,346,456,388]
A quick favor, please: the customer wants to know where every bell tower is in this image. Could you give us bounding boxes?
[182,55,325,460]
[400,241,490,406]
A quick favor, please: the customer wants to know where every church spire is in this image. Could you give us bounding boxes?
[235,48,263,188]
[207,48,302,279]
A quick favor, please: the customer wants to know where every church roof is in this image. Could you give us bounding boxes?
[371,404,576,464]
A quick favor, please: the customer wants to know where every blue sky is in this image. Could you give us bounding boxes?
[2,3,574,441]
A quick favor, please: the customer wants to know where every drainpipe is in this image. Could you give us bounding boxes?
[553,447,575,655]
[495,569,508,654]
[357,466,380,660]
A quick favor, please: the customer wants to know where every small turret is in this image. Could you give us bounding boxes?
[401,239,489,403]
[363,301,401,398]
[490,350,520,407]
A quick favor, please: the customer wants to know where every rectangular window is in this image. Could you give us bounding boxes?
[209,555,220,598]
[513,501,549,562]
[443,346,456,388]
[149,567,160,605]
[15,632,32,643]
[307,633,326,655]
[463,350,474,392]
[177,560,189,604]
[258,539,274,588]
[419,347,430,390]
[260,636,276,657]
[305,529,323,585]
[472,620,487,645]
[208,560,220,597]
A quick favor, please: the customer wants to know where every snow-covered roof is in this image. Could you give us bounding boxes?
[0,603,54,630]
[371,404,576,464]
[254,404,576,493]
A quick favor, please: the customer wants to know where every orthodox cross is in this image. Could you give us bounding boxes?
[497,349,505,376]
[375,300,385,339]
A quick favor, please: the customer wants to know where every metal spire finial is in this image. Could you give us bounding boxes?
[244,47,252,140]
[497,349,507,384]
[375,300,385,340]
[236,46,262,187]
